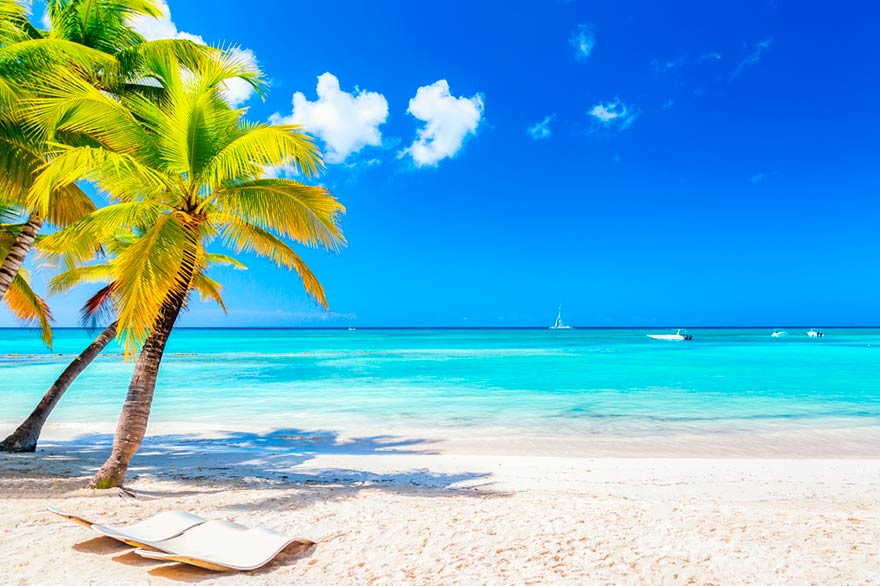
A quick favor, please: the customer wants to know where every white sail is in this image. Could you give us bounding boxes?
[549,305,573,329]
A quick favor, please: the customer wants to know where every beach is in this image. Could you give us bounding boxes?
[2,0,878,581]
[2,329,880,584]
[1,423,879,585]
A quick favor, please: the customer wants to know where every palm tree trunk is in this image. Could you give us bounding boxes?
[0,322,117,453]
[0,214,42,301]
[88,224,200,490]
[88,298,186,489]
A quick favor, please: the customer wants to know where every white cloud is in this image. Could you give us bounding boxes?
[270,73,388,164]
[570,24,595,62]
[588,99,638,130]
[128,1,258,107]
[129,0,201,43]
[527,115,555,140]
[401,80,484,167]
[731,38,773,80]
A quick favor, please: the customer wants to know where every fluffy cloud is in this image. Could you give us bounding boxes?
[270,73,388,164]
[527,115,555,140]
[589,99,638,130]
[570,24,595,62]
[401,80,484,167]
[731,38,773,80]
[129,1,258,107]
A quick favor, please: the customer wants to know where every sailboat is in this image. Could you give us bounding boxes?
[549,305,573,330]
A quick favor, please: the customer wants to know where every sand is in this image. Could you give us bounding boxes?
[1,426,879,585]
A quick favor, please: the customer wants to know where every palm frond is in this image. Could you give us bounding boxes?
[46,182,97,227]
[219,218,328,308]
[22,67,154,153]
[191,273,226,312]
[48,262,114,294]
[213,179,345,251]
[199,124,323,186]
[111,212,199,354]
[29,145,170,215]
[113,38,216,90]
[81,283,116,330]
[46,0,161,53]
[205,252,247,270]
[196,44,266,101]
[38,200,169,265]
[5,269,53,347]
[0,38,116,84]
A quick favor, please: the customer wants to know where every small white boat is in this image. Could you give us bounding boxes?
[771,330,788,338]
[347,327,357,331]
[647,329,692,341]
[549,305,573,330]
[806,329,824,338]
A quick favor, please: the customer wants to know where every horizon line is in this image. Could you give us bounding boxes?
[1,325,877,331]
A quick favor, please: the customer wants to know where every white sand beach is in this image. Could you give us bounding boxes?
[1,425,879,585]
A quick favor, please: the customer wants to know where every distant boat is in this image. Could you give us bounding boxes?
[806,329,824,338]
[549,306,573,330]
[347,327,357,331]
[647,329,692,341]
[771,330,789,338]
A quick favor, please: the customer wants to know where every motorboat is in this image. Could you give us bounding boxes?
[806,329,824,338]
[647,329,692,341]
[771,330,788,338]
[549,305,573,330]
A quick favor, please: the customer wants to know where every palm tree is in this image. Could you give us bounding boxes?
[30,51,345,488]
[0,208,53,345]
[0,323,117,452]
[0,240,244,453]
[0,0,213,300]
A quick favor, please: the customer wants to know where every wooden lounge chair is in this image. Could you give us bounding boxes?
[47,505,207,548]
[132,520,315,571]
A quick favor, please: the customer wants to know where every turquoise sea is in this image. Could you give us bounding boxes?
[2,328,880,449]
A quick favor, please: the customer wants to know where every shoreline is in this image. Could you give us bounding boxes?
[6,417,879,459]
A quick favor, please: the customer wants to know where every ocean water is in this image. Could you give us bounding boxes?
[1,328,880,445]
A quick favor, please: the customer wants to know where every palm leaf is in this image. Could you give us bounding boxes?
[81,282,116,330]
[48,262,114,294]
[191,273,226,312]
[38,200,169,264]
[6,270,53,347]
[219,218,328,308]
[111,212,198,354]
[213,179,345,251]
[205,252,247,270]
[199,124,323,186]
[29,145,170,215]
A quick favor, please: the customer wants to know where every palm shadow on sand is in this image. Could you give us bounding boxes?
[1,427,500,498]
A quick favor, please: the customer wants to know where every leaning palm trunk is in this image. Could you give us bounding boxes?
[0,321,117,453]
[0,214,42,300]
[89,235,198,490]
[88,299,185,489]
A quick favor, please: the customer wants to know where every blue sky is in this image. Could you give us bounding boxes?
[8,0,880,328]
